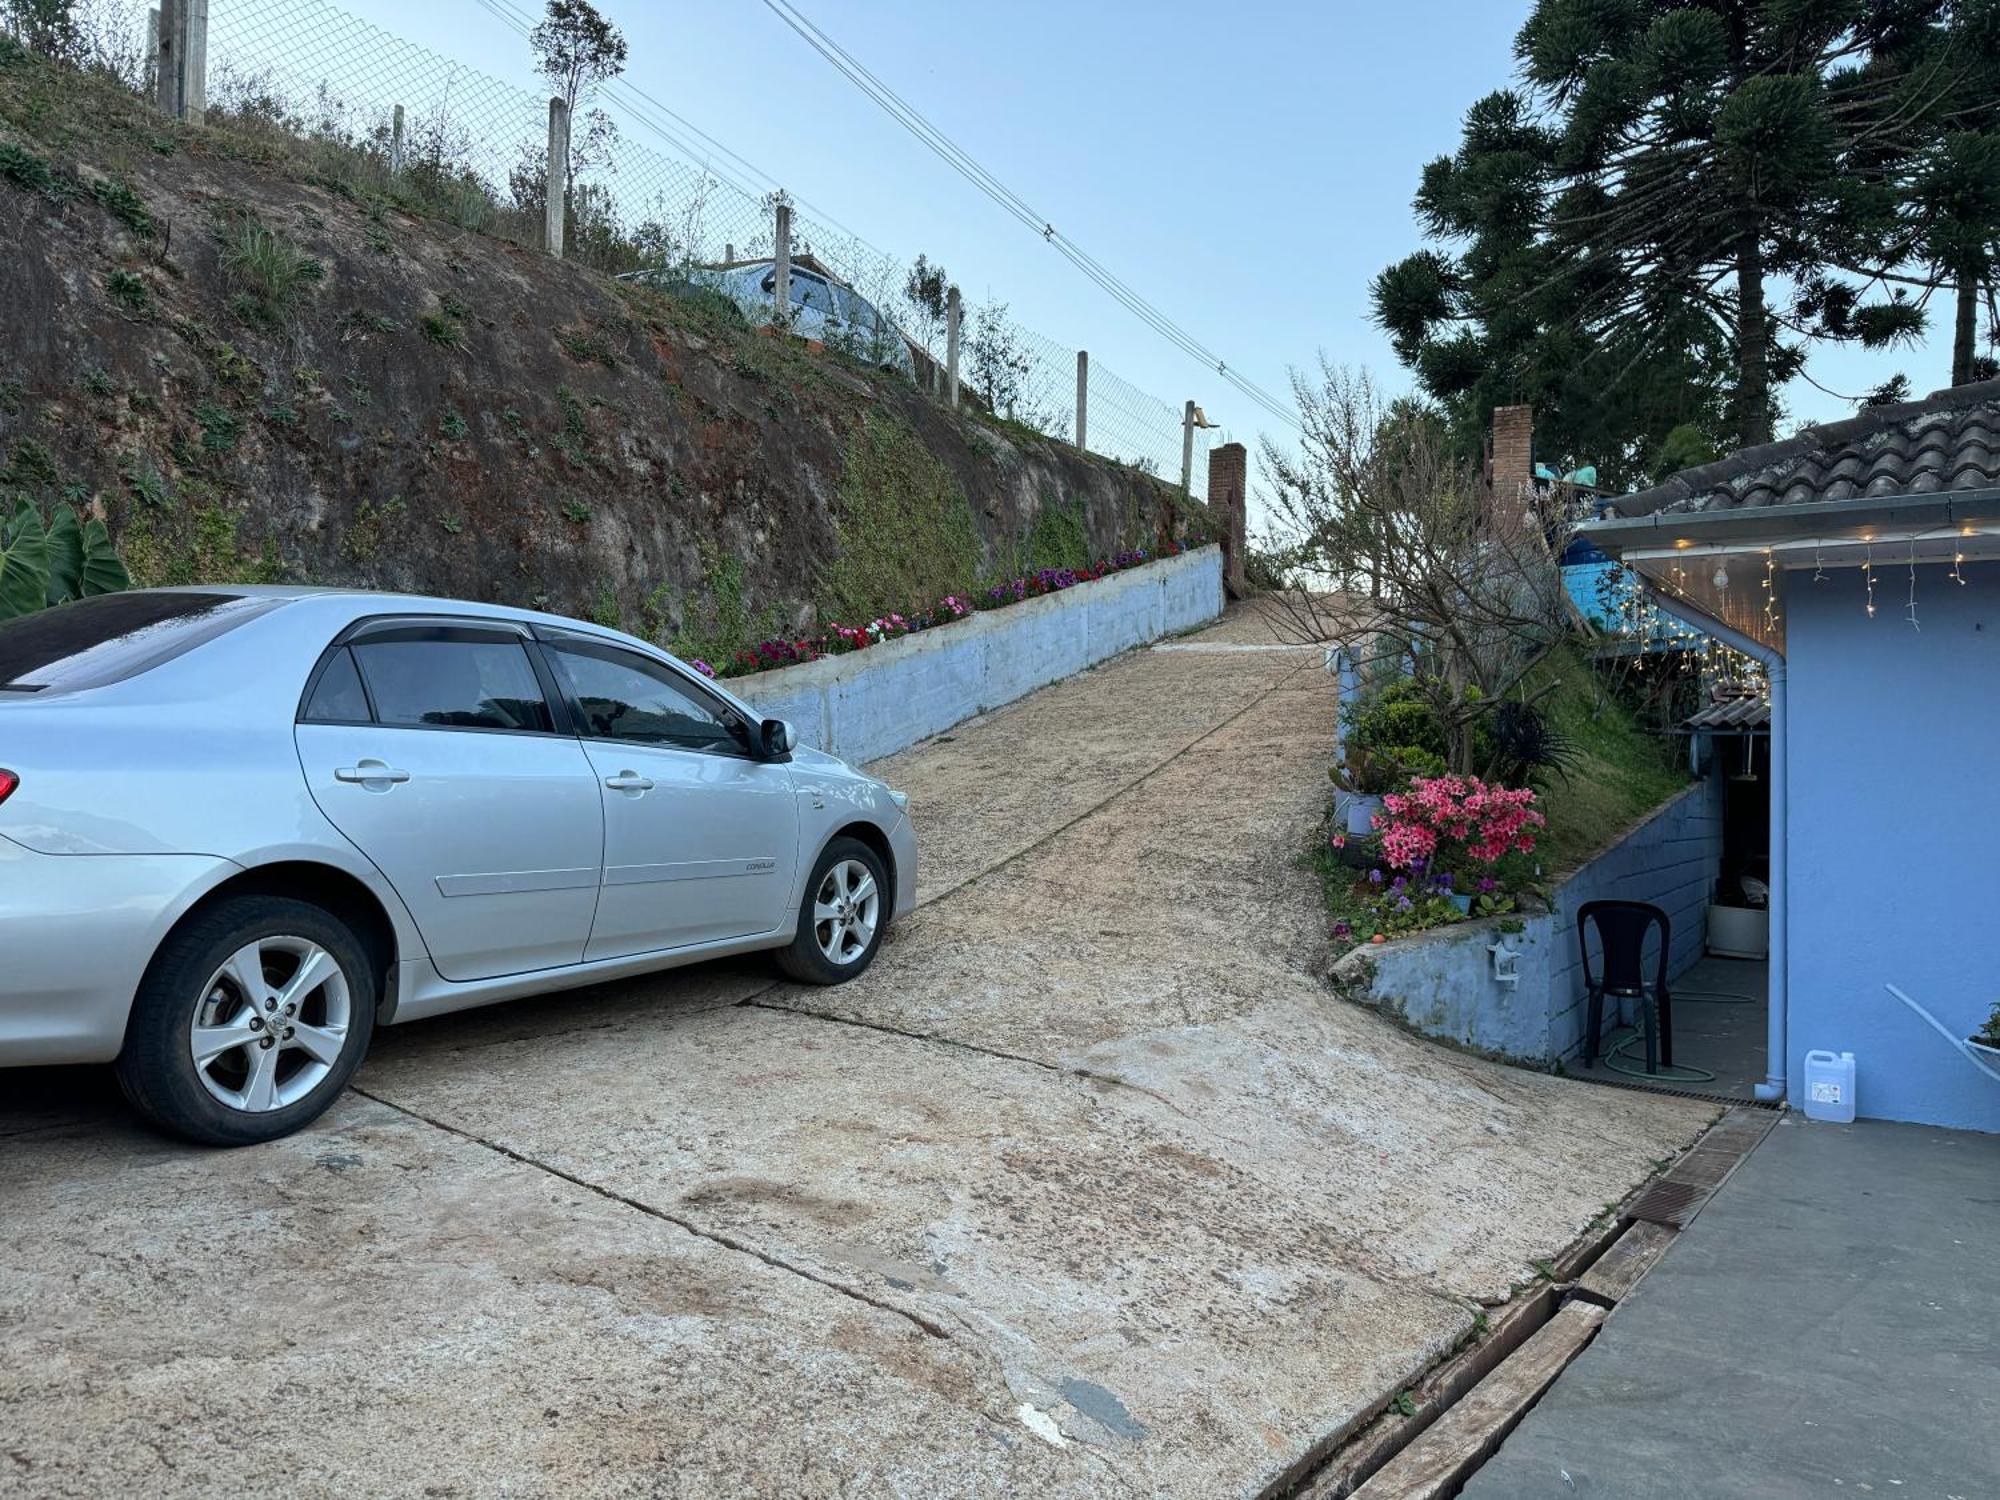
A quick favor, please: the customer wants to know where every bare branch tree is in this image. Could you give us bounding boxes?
[1259,359,1574,773]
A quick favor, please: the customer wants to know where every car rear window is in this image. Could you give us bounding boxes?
[0,591,272,693]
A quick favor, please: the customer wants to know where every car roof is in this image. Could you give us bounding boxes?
[149,585,655,648]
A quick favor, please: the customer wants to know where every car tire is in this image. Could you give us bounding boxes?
[115,895,377,1147]
[776,837,890,985]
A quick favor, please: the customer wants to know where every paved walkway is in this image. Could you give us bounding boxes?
[1464,1114,2000,1498]
[0,600,1713,1499]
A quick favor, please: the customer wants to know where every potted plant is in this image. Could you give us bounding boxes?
[1334,748,1398,836]
[1969,1002,2000,1065]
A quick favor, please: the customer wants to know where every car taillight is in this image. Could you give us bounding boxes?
[0,770,15,805]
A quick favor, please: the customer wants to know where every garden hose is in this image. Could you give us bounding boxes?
[1597,988,1758,1084]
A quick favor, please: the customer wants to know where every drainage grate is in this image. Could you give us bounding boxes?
[1625,1178,1706,1228]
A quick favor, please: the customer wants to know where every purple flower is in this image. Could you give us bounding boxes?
[1395,896,1413,912]
[1477,877,1498,895]
[1435,871,1454,889]
[1391,875,1407,891]
[1333,921,1352,938]
[1367,869,1384,885]
[690,658,716,679]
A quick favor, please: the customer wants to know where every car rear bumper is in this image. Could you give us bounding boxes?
[0,836,234,1066]
[889,812,918,920]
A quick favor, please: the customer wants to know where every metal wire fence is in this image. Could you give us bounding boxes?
[103,0,1214,498]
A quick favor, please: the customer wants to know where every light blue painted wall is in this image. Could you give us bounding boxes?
[1785,562,2000,1132]
[1335,777,1723,1064]
[733,546,1223,766]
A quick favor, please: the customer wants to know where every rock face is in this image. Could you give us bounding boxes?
[0,49,1201,650]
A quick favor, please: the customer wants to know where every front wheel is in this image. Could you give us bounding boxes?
[115,895,377,1146]
[776,838,889,984]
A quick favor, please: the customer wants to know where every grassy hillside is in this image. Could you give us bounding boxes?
[0,39,1208,656]
[1530,642,1692,875]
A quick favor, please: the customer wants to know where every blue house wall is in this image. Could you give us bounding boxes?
[1785,561,2000,1131]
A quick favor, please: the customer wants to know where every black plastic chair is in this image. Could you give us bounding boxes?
[1578,900,1673,1074]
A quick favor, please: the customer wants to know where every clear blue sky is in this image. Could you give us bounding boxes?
[309,0,1953,472]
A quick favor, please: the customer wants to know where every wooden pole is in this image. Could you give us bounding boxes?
[946,286,962,409]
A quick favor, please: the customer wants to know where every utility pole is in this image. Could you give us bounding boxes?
[1181,399,1197,495]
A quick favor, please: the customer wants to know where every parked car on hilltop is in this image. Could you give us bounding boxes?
[0,588,916,1145]
[623,254,918,379]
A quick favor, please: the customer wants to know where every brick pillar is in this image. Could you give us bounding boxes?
[1208,441,1248,599]
[1491,404,1534,502]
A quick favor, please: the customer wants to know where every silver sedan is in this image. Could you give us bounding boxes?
[0,587,916,1144]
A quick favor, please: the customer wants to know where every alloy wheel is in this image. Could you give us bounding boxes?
[812,859,880,966]
[187,936,352,1113]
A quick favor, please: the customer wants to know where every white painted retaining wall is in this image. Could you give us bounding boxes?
[1334,774,1725,1065]
[731,545,1223,765]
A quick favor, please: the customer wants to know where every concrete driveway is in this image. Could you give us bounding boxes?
[0,602,1714,1499]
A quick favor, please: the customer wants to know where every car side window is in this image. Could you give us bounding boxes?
[547,641,744,755]
[300,646,371,723]
[351,637,554,733]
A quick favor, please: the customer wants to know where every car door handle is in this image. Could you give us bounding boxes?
[604,771,654,792]
[334,760,410,785]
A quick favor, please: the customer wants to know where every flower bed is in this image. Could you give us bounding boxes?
[1322,774,1545,945]
[703,542,1195,679]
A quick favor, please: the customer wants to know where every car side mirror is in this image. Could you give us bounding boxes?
[759,718,797,759]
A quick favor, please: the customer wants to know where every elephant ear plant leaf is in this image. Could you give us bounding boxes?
[0,498,131,620]
[0,498,51,619]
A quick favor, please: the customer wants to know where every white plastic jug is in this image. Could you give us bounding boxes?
[1802,1050,1857,1124]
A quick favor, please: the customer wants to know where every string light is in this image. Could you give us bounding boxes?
[1762,550,1779,631]
[1813,539,1825,582]
[1864,542,1876,618]
[1905,538,1920,632]
[1952,544,1967,585]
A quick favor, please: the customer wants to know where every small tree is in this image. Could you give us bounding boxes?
[1261,360,1573,775]
[529,0,628,214]
[967,297,1030,419]
[2,0,83,62]
[902,254,954,358]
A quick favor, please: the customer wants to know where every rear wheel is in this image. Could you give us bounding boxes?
[115,895,376,1146]
[776,838,889,984]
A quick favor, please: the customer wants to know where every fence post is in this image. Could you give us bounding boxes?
[154,0,181,116]
[389,104,406,177]
[771,198,791,329]
[544,97,570,257]
[946,286,962,409]
[144,7,160,98]
[724,242,735,264]
[1180,399,1197,495]
[1075,350,1088,451]
[180,0,207,124]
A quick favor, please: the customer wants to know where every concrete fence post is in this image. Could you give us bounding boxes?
[1207,441,1248,599]
[389,103,406,177]
[724,242,735,264]
[1075,350,1088,451]
[144,7,160,97]
[771,198,792,329]
[180,0,207,124]
[946,286,962,409]
[544,98,570,257]
[1180,399,1197,496]
[153,0,181,116]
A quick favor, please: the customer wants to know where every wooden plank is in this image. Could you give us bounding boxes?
[1351,1302,1606,1500]
[1574,1220,1677,1307]
[1296,1287,1558,1499]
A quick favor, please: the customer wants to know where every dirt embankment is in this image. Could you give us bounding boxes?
[0,46,1202,652]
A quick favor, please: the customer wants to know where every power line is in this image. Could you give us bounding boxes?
[755,0,1300,431]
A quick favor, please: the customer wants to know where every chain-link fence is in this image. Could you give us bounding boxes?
[104,0,1215,498]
